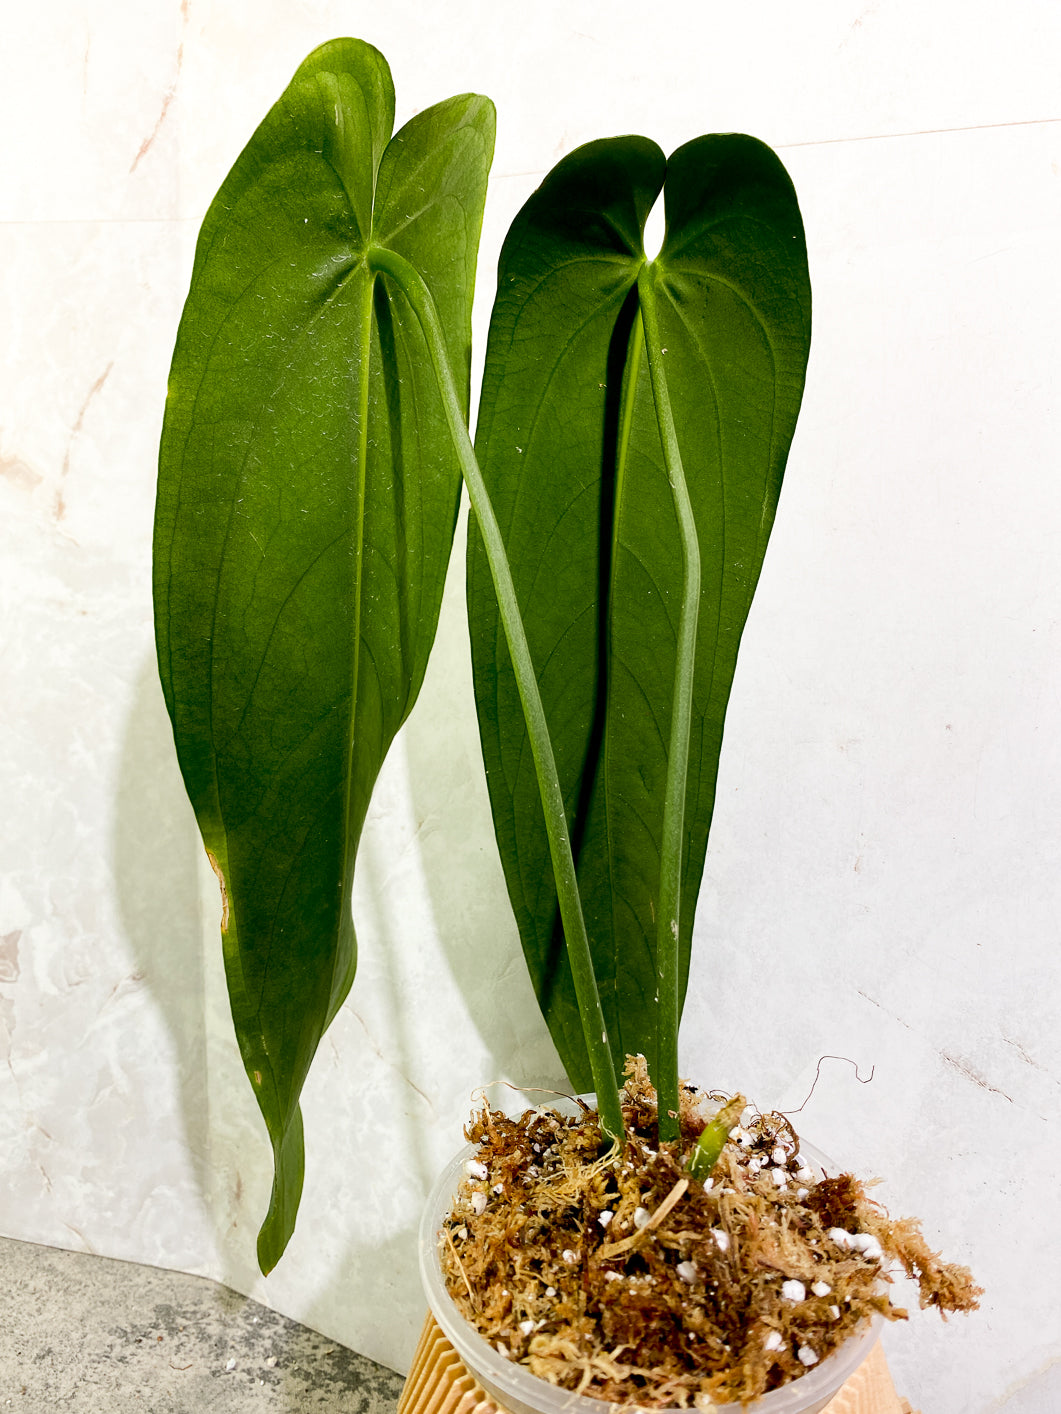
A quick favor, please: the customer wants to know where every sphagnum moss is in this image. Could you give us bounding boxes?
[440,1059,981,1408]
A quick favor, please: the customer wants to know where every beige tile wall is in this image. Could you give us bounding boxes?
[2,4,1058,1410]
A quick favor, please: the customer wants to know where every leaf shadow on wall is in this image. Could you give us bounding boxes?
[114,657,296,1302]
[399,533,570,1100]
[113,656,428,1370]
[111,656,212,1252]
[109,545,567,1365]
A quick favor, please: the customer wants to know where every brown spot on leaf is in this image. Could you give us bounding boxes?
[206,850,230,932]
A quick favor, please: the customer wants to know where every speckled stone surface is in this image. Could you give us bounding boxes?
[0,1236,405,1411]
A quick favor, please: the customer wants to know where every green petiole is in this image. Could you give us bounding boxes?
[636,264,701,1144]
[368,244,625,1145]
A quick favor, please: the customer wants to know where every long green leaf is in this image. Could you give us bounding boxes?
[468,134,810,1092]
[154,38,494,1271]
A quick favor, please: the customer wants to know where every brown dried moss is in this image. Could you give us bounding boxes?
[439,1059,980,1408]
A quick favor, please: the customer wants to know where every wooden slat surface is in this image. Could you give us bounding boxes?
[399,1314,920,1414]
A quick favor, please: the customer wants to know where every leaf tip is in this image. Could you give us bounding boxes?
[255,1105,306,1276]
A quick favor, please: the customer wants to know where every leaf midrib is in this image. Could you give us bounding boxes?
[601,304,647,1047]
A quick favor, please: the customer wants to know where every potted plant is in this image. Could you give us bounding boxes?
[153,37,978,1412]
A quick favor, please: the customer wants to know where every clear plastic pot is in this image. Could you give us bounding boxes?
[418,1136,883,1414]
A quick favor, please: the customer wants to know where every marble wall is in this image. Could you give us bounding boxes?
[2,3,1059,1409]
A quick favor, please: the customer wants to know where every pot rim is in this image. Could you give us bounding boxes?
[419,1129,883,1414]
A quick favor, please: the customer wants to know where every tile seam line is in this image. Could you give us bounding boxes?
[0,115,1058,228]
[489,115,1061,182]
[497,114,1061,182]
[0,216,202,226]
[776,115,1061,148]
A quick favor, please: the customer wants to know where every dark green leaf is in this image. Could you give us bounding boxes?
[154,37,493,1270]
[468,134,810,1089]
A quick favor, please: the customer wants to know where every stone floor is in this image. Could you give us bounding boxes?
[0,1237,405,1412]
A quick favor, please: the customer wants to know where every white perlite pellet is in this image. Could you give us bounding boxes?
[798,1345,819,1367]
[562,1248,578,1263]
[598,1210,614,1228]
[763,1330,784,1352]
[830,1227,882,1260]
[771,1146,788,1167]
[466,1160,488,1180]
[851,1232,883,1261]
[676,1261,698,1284]
[519,1319,535,1336]
[712,1228,730,1252]
[470,1191,487,1216]
[811,1281,832,1297]
[781,1279,806,1303]
[634,1207,650,1230]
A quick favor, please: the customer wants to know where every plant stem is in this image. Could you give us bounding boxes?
[368,245,624,1143]
[687,1094,745,1180]
[636,266,701,1144]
